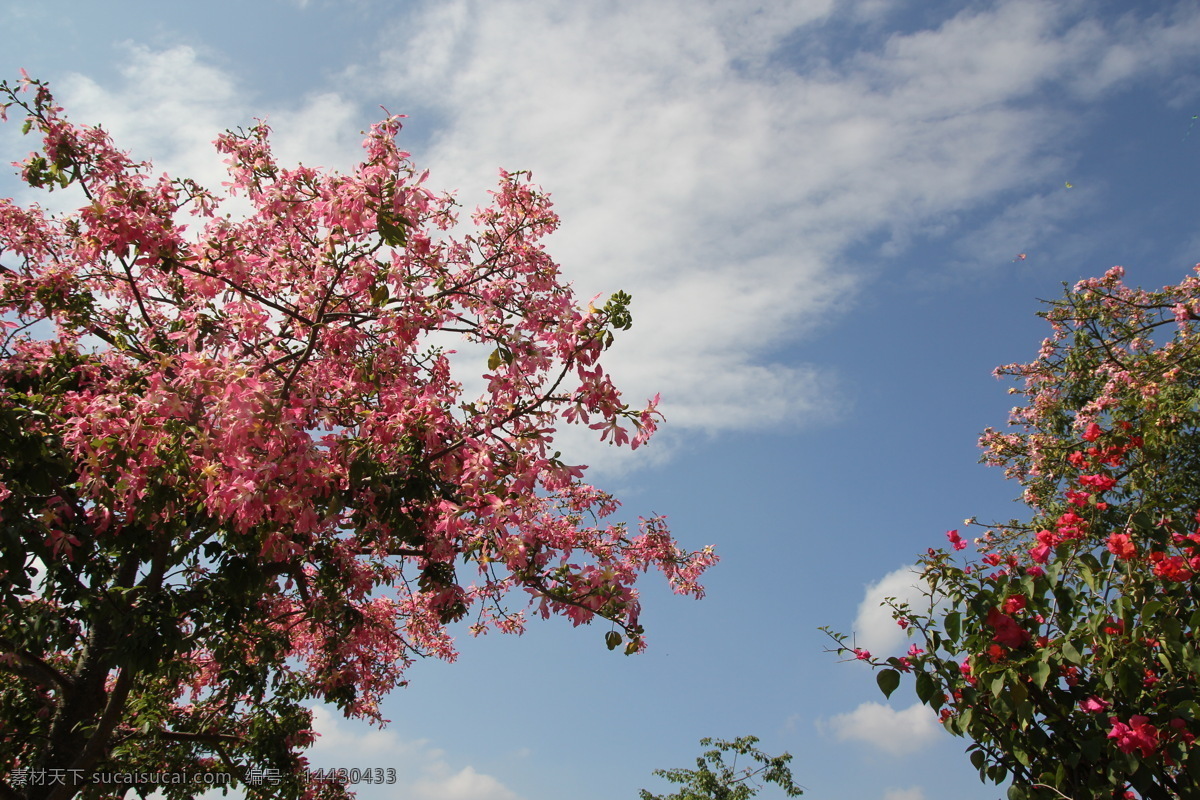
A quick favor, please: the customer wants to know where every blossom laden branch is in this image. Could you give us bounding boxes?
[0,74,715,800]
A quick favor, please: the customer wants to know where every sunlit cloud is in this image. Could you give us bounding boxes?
[851,563,933,656]
[7,1,1200,474]
[362,0,1200,465]
[824,701,941,756]
[55,44,364,207]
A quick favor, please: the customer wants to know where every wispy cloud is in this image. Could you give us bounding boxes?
[363,0,1200,456]
[54,44,364,206]
[883,786,927,800]
[13,1,1200,470]
[823,700,941,756]
[306,705,524,800]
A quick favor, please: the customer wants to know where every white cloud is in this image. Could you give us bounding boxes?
[304,706,524,800]
[362,0,1200,456]
[13,2,1200,470]
[411,766,520,800]
[883,787,927,800]
[55,43,363,204]
[57,44,245,189]
[824,701,941,756]
[851,564,931,656]
[305,704,428,760]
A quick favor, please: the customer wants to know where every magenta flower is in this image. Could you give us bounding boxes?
[1108,716,1159,758]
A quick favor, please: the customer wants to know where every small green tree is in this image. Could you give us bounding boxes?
[639,737,803,800]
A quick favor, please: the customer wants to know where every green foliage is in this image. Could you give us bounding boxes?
[639,737,803,800]
[827,265,1200,799]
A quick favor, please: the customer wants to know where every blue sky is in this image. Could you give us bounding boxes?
[4,1,1200,798]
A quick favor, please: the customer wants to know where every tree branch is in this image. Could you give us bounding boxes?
[0,635,74,694]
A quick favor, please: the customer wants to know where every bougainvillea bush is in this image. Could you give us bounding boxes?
[826,265,1200,800]
[0,74,716,800]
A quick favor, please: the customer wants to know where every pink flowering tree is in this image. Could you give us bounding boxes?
[825,265,1200,800]
[0,75,716,800]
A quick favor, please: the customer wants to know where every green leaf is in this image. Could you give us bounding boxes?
[1032,660,1052,689]
[876,668,901,699]
[377,212,409,247]
[1061,639,1083,665]
[944,610,961,641]
[488,348,503,371]
[915,671,936,704]
[1078,561,1096,592]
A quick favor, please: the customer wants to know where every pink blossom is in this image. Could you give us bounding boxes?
[1108,716,1159,758]
[0,77,712,751]
[1078,473,1117,492]
[946,529,968,551]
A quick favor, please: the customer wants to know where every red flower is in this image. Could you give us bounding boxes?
[986,607,1030,648]
[1079,474,1117,492]
[1082,422,1104,442]
[1107,533,1137,560]
[1002,595,1027,614]
[1065,489,1092,507]
[1150,553,1192,582]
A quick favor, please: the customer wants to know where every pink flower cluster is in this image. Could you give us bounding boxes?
[1108,716,1159,758]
